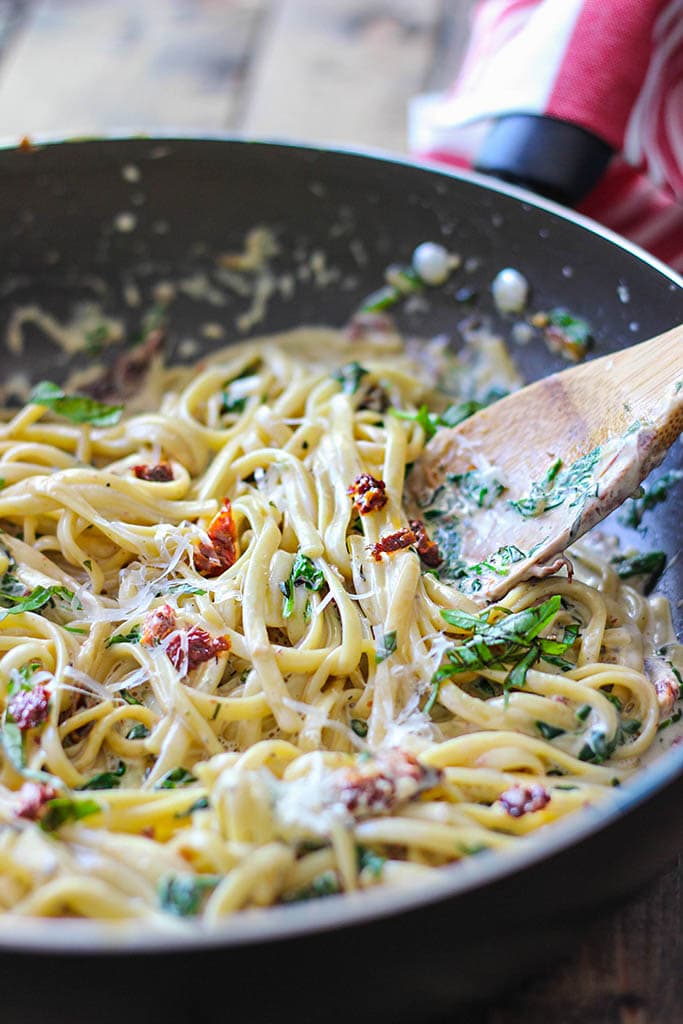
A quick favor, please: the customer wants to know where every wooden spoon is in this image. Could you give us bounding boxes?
[408,323,683,601]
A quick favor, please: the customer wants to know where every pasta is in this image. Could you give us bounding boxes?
[0,319,680,926]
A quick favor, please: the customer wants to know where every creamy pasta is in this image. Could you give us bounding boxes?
[0,320,680,925]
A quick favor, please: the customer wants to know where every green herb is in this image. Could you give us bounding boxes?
[84,324,110,353]
[175,796,210,818]
[375,629,397,664]
[286,871,341,902]
[106,626,142,647]
[546,308,593,358]
[658,709,682,731]
[391,405,439,441]
[447,469,505,509]
[158,874,220,917]
[220,391,247,415]
[332,361,369,395]
[1,718,25,772]
[578,729,614,764]
[350,718,368,738]
[438,400,485,428]
[360,285,403,313]
[604,693,623,711]
[535,720,566,740]
[357,845,386,878]
[30,381,123,427]
[437,596,577,699]
[0,584,80,619]
[423,679,441,715]
[163,581,207,597]
[119,689,143,706]
[126,723,150,741]
[553,784,580,792]
[155,767,197,790]
[78,761,126,790]
[0,478,6,490]
[511,448,601,518]
[576,703,592,722]
[459,842,489,856]
[621,470,683,529]
[17,661,41,686]
[280,552,325,618]
[63,625,88,635]
[466,544,525,578]
[620,719,641,736]
[39,797,100,832]
[612,550,667,593]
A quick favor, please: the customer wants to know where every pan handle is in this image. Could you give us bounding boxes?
[474,114,613,207]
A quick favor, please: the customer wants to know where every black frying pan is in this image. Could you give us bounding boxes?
[0,138,681,1024]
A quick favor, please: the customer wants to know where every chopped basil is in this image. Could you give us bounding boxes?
[437,596,578,699]
[535,720,566,740]
[119,688,143,706]
[0,584,80,620]
[175,796,210,818]
[39,797,100,832]
[155,766,197,789]
[106,626,142,647]
[390,405,439,441]
[281,552,325,619]
[578,729,614,764]
[576,703,592,722]
[360,285,402,313]
[158,874,220,917]
[447,469,505,509]
[126,723,150,740]
[1,718,25,772]
[620,470,683,529]
[466,544,526,579]
[423,679,441,715]
[553,784,579,792]
[30,381,123,427]
[357,845,386,878]
[220,392,247,415]
[438,400,485,428]
[545,308,593,358]
[286,871,341,902]
[658,709,682,731]
[162,581,207,597]
[332,361,369,395]
[510,448,601,518]
[63,624,88,635]
[375,629,397,664]
[612,550,666,593]
[78,762,126,791]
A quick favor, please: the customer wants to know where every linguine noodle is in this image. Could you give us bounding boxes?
[0,323,679,925]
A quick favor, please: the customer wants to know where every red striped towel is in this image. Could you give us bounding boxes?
[409,0,683,271]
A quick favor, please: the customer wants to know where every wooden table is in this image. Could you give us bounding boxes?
[0,3,680,1021]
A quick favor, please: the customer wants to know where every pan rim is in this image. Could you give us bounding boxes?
[0,134,680,955]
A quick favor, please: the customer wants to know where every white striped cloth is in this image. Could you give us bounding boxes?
[409,0,683,271]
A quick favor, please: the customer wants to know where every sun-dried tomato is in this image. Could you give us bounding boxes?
[7,685,50,730]
[194,498,238,577]
[165,627,230,673]
[15,781,59,821]
[141,604,177,646]
[335,749,441,819]
[370,527,417,561]
[347,473,387,515]
[409,518,442,568]
[133,462,174,482]
[499,784,550,818]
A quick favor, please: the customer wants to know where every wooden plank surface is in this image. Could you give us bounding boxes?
[0,0,268,137]
[0,3,679,1022]
[241,0,447,151]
